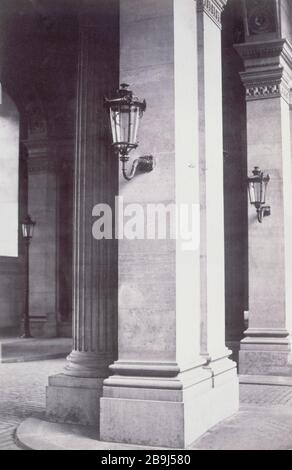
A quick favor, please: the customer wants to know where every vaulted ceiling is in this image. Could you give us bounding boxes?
[0,0,79,139]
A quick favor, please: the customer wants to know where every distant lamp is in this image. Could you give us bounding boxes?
[105,83,155,181]
[22,214,36,240]
[247,167,271,223]
[21,215,36,338]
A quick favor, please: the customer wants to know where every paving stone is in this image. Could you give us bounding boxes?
[0,359,65,450]
[1,359,292,450]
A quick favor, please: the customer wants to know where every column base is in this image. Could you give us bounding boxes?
[46,374,103,426]
[226,340,241,365]
[100,358,239,448]
[239,330,292,376]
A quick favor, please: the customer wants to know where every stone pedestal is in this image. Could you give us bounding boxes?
[46,3,119,426]
[100,0,238,449]
[236,39,292,376]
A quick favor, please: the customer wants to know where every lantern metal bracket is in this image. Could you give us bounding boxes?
[121,155,155,181]
[256,205,271,223]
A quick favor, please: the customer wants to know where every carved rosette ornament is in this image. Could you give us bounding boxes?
[235,39,292,104]
[245,0,277,36]
[197,0,228,29]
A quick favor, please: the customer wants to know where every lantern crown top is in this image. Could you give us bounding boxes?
[252,166,261,176]
[119,83,132,98]
[22,214,36,227]
[105,84,146,112]
[249,166,270,182]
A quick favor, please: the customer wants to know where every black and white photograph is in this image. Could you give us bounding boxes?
[0,0,292,454]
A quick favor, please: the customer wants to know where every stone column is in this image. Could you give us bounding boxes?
[46,3,119,426]
[100,0,238,449]
[236,38,292,376]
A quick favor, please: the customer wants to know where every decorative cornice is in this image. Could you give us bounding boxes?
[197,0,227,29]
[235,39,292,69]
[235,39,292,104]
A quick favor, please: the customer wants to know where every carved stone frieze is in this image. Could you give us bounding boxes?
[197,0,228,29]
[244,82,290,103]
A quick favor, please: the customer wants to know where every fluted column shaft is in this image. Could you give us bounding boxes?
[65,10,119,378]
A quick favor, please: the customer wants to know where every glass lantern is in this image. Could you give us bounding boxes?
[21,215,36,240]
[105,84,146,161]
[247,167,270,222]
[248,167,270,208]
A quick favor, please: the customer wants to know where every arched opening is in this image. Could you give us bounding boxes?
[0,86,26,337]
[0,86,20,257]
[0,0,77,341]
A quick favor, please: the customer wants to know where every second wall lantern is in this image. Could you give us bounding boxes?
[247,166,271,223]
[105,84,155,181]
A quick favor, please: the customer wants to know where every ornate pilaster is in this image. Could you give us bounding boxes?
[235,37,292,377]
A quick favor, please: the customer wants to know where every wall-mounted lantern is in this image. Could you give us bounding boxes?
[21,215,36,338]
[105,83,155,181]
[247,166,271,223]
[22,214,36,240]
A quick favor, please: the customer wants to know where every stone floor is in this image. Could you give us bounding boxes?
[0,337,71,363]
[0,358,292,450]
[0,359,64,450]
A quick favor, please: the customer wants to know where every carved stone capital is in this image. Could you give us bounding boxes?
[197,0,228,29]
[235,39,292,104]
[24,138,74,173]
[27,156,59,174]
